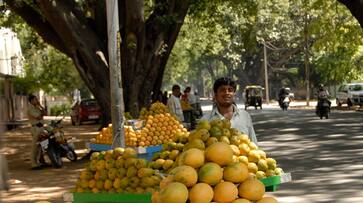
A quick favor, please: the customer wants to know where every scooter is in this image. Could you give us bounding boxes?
[38,119,77,168]
[316,99,330,119]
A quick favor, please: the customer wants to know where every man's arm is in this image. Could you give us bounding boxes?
[247,114,258,145]
[167,97,176,115]
[28,105,45,120]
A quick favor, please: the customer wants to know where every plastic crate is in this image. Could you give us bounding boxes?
[135,145,162,161]
[260,175,281,192]
[260,173,291,192]
[64,192,151,203]
[87,143,112,151]
[87,143,162,161]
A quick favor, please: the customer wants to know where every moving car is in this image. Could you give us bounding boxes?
[70,99,101,125]
[336,83,363,107]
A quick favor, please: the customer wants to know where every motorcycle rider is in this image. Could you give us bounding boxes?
[316,84,331,113]
[278,87,290,107]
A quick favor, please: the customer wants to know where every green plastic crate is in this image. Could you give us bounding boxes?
[71,192,151,203]
[260,175,281,192]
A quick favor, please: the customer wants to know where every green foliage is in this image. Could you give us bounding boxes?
[166,0,363,92]
[50,103,71,116]
[0,10,87,96]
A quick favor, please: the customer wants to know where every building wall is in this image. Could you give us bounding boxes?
[0,28,23,76]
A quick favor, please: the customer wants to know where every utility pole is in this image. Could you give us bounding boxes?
[106,0,125,148]
[263,41,270,104]
[304,13,310,106]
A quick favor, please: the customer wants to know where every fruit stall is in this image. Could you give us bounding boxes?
[66,102,291,203]
[86,102,186,160]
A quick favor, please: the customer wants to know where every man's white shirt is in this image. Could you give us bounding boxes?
[167,95,184,122]
[202,104,258,145]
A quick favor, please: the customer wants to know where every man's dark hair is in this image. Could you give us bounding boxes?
[28,94,36,102]
[172,84,180,91]
[213,77,237,93]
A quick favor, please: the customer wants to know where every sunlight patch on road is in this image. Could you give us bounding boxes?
[28,186,62,192]
[325,134,346,138]
[333,123,363,127]
[331,178,356,184]
[277,196,310,203]
[279,128,300,132]
[0,147,18,155]
[9,179,23,184]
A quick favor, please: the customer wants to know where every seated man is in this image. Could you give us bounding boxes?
[202,77,258,145]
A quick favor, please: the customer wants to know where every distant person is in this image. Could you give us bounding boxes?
[278,87,290,106]
[187,87,197,108]
[151,90,163,103]
[316,84,331,112]
[167,85,184,122]
[182,87,197,129]
[27,94,47,170]
[181,87,191,103]
[317,84,330,100]
[161,91,168,105]
[194,91,203,118]
[202,77,257,144]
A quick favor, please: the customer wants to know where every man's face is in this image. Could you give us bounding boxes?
[173,88,181,97]
[215,85,235,106]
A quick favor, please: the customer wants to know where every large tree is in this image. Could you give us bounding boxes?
[3,0,197,122]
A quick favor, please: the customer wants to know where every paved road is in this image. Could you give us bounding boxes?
[248,107,363,203]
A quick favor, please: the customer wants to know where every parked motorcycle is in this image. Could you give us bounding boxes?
[316,99,330,119]
[280,96,290,111]
[38,119,77,168]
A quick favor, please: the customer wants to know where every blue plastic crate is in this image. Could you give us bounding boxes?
[88,143,112,151]
[87,143,162,161]
[135,145,162,161]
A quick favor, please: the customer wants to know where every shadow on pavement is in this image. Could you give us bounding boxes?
[253,109,363,203]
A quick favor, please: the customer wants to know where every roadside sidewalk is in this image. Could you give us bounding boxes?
[1,118,99,203]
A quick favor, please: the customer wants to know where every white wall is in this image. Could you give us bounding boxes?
[0,28,23,76]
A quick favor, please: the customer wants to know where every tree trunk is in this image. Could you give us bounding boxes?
[120,0,190,116]
[5,0,191,122]
[5,0,112,126]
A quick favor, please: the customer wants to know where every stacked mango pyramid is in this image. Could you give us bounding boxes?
[150,119,282,203]
[92,102,187,147]
[74,148,161,194]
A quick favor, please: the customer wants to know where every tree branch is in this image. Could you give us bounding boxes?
[4,0,71,56]
[143,0,190,87]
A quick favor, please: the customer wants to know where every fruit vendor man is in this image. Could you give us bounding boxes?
[202,77,258,145]
[167,84,184,122]
[28,94,47,170]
